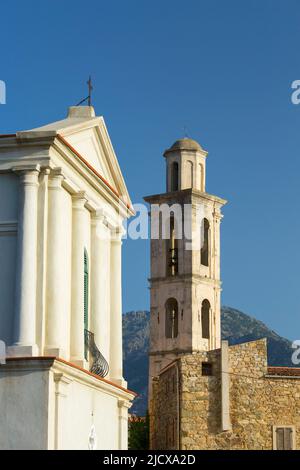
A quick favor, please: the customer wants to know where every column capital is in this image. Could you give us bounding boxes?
[72,190,88,210]
[111,226,125,243]
[54,372,73,386]
[12,164,40,175]
[51,167,63,177]
[118,399,132,410]
[12,165,40,187]
[48,168,64,189]
[40,166,51,176]
[213,210,223,222]
[91,210,111,241]
[54,373,72,399]
[91,208,107,224]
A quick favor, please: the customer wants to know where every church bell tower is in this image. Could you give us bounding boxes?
[144,137,227,396]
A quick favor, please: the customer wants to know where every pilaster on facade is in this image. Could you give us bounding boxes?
[70,190,89,368]
[91,209,111,372]
[53,372,73,450]
[110,227,125,387]
[8,166,40,357]
[37,167,51,355]
[44,169,67,358]
[118,399,132,450]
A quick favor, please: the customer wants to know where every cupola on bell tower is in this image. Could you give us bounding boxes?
[144,137,227,399]
[165,138,207,192]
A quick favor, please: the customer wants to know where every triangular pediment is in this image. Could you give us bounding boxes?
[63,126,119,192]
[17,108,132,207]
[59,117,131,206]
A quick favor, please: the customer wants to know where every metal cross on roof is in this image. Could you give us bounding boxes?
[87,76,93,106]
[76,76,93,106]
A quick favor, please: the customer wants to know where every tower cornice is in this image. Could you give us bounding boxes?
[149,274,222,287]
[144,188,227,207]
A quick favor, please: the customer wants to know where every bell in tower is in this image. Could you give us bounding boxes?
[144,137,227,402]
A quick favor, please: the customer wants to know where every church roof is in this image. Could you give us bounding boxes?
[164,137,204,156]
[16,106,99,138]
[4,356,137,396]
[267,367,300,377]
[0,106,133,214]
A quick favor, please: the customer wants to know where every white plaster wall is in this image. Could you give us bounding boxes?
[0,361,131,450]
[0,173,19,220]
[0,173,19,346]
[0,236,17,345]
[0,361,129,450]
[53,377,119,450]
[0,367,49,449]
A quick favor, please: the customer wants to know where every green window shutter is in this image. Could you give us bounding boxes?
[84,250,89,360]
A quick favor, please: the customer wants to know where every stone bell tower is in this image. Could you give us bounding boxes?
[144,137,226,398]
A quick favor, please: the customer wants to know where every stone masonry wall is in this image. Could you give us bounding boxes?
[179,349,221,449]
[150,339,300,450]
[150,361,179,449]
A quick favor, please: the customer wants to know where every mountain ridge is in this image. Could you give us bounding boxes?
[123,306,297,415]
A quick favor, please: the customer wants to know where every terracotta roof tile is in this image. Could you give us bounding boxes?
[267,367,300,377]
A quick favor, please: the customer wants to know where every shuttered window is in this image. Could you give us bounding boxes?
[84,249,89,360]
[275,427,294,450]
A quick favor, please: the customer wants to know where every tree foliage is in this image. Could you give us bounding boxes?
[128,413,149,450]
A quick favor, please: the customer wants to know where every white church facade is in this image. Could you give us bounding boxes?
[0,106,135,449]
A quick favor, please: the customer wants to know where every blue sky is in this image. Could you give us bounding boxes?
[1,0,300,339]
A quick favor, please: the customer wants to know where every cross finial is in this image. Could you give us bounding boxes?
[75,76,93,107]
[87,76,93,106]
